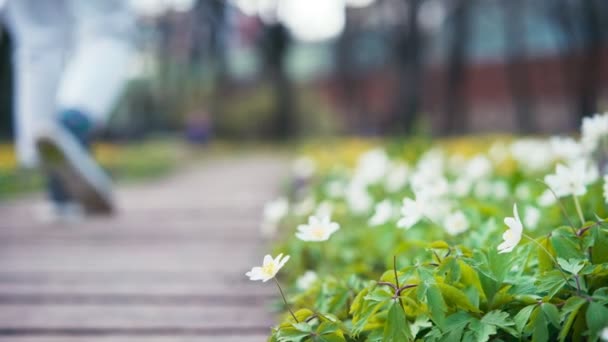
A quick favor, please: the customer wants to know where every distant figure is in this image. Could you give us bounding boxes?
[1,1,135,218]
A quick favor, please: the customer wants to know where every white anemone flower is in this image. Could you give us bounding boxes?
[604,175,608,204]
[354,148,390,184]
[537,189,557,207]
[263,197,288,223]
[345,181,373,214]
[296,215,340,242]
[260,197,289,237]
[384,162,409,193]
[443,211,469,236]
[397,197,425,229]
[315,201,334,220]
[369,199,394,227]
[465,155,493,180]
[498,204,524,254]
[601,327,608,341]
[581,112,608,152]
[245,254,290,282]
[524,206,541,230]
[510,139,554,173]
[550,136,584,162]
[544,159,598,198]
[296,270,318,290]
[451,177,472,197]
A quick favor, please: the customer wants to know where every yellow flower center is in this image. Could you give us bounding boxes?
[311,226,326,239]
[262,263,276,276]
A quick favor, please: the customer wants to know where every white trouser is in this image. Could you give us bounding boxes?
[3,0,135,167]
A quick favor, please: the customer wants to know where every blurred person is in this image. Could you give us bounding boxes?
[1,1,135,218]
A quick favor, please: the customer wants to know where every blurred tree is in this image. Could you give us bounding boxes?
[392,0,424,135]
[578,0,603,121]
[442,0,472,135]
[504,0,535,133]
[0,26,12,139]
[260,22,295,140]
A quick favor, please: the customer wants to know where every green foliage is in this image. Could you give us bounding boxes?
[267,139,608,341]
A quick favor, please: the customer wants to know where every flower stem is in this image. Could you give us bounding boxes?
[536,179,576,233]
[573,195,585,227]
[523,234,569,282]
[274,277,298,322]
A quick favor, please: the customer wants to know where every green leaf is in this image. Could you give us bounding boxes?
[558,297,586,342]
[532,311,549,342]
[556,258,585,275]
[550,232,582,261]
[429,240,450,249]
[586,301,608,340]
[437,283,480,312]
[292,323,313,333]
[541,303,561,328]
[482,310,515,328]
[514,305,535,333]
[592,227,608,264]
[314,332,346,342]
[426,284,447,329]
[383,301,413,342]
[469,318,497,342]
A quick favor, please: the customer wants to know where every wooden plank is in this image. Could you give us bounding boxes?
[0,304,275,329]
[0,335,268,341]
[0,155,287,340]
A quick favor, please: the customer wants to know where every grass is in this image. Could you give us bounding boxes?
[0,138,184,200]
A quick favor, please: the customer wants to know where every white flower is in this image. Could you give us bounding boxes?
[498,203,524,254]
[292,156,316,179]
[492,180,509,200]
[397,197,425,229]
[296,215,340,242]
[384,162,409,193]
[537,189,557,207]
[315,201,334,220]
[260,198,289,237]
[604,175,608,204]
[354,148,390,184]
[397,193,449,229]
[411,173,449,199]
[443,211,469,236]
[263,197,288,223]
[451,177,472,197]
[601,326,608,341]
[345,181,373,215]
[245,254,290,282]
[489,141,509,164]
[296,270,318,290]
[524,206,540,230]
[511,139,554,173]
[550,136,584,162]
[465,155,493,180]
[369,199,394,227]
[581,112,608,152]
[544,159,598,198]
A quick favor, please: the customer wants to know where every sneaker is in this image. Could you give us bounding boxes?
[35,201,85,224]
[36,122,114,215]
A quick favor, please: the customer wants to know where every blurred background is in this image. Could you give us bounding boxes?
[1,0,608,141]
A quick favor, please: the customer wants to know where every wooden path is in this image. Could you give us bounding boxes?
[0,154,287,341]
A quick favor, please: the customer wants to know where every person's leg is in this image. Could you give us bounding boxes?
[33,0,136,214]
[4,0,76,206]
[58,0,135,124]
